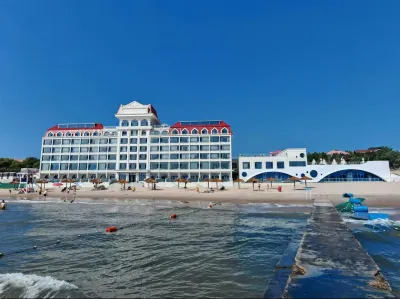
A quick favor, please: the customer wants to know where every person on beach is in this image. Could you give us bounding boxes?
[0,200,6,210]
[258,183,261,191]
[44,190,47,198]
[9,189,11,195]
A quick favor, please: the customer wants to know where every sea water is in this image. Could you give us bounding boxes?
[0,198,309,298]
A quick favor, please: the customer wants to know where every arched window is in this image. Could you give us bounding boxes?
[211,128,218,134]
[104,132,110,136]
[66,132,72,137]
[191,129,199,134]
[172,129,179,135]
[93,131,99,136]
[141,119,148,126]
[182,129,188,134]
[121,120,129,127]
[161,130,168,135]
[57,132,63,137]
[47,132,54,137]
[201,128,208,134]
[122,131,127,136]
[153,131,160,135]
[112,132,117,136]
[131,120,138,126]
[75,132,81,137]
[221,128,228,134]
[84,131,90,136]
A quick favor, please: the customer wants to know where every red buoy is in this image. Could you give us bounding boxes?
[170,213,177,219]
[106,226,118,233]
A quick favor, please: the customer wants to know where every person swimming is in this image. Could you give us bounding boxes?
[0,200,6,210]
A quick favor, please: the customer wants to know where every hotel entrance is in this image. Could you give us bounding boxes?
[129,174,136,182]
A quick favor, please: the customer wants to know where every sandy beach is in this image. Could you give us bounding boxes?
[1,182,400,207]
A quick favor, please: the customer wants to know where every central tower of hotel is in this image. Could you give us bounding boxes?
[40,101,233,182]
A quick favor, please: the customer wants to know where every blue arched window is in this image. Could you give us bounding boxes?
[47,132,54,137]
[57,132,63,137]
[211,128,218,134]
[320,170,384,182]
[250,171,292,182]
[221,128,228,134]
[121,120,129,127]
[192,129,199,134]
[172,129,178,135]
[141,119,148,126]
[93,131,99,136]
[75,132,80,137]
[131,120,138,126]
[201,128,208,134]
[182,129,188,134]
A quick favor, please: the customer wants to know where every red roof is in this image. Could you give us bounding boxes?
[170,120,232,134]
[46,123,104,132]
[148,105,158,118]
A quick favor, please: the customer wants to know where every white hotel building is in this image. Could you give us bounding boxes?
[39,101,232,182]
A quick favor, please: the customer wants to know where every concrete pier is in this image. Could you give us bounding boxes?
[265,199,394,298]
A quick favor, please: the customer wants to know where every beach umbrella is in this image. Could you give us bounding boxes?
[301,175,312,187]
[211,178,222,189]
[203,178,211,189]
[35,179,48,190]
[183,178,191,189]
[176,178,183,188]
[246,178,259,191]
[119,179,128,190]
[145,178,156,190]
[233,178,245,189]
[266,177,276,188]
[289,176,301,190]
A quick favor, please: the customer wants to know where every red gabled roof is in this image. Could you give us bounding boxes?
[46,123,104,132]
[170,120,232,134]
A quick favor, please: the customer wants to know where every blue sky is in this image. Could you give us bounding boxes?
[1,0,399,158]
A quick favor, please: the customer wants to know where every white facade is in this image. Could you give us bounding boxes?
[239,148,391,182]
[39,101,233,182]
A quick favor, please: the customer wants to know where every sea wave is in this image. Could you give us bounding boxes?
[343,217,400,228]
[0,273,78,298]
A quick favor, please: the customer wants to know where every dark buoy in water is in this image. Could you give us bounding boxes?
[70,200,74,203]
[0,253,4,258]
[106,226,118,233]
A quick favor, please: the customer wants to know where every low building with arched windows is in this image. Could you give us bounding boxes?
[239,148,391,183]
[39,101,233,182]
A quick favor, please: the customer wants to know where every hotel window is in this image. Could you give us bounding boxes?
[210,153,219,159]
[89,155,97,161]
[89,147,98,153]
[81,139,89,144]
[139,163,146,169]
[180,137,189,143]
[72,139,80,144]
[90,139,99,144]
[84,132,90,137]
[190,153,199,159]
[140,138,147,144]
[277,162,285,169]
[98,163,106,170]
[130,146,137,152]
[41,163,50,170]
[43,147,51,153]
[107,163,116,170]
[170,154,179,159]
[93,132,99,137]
[122,131,127,136]
[80,147,89,153]
[180,162,189,169]
[160,154,169,160]
[99,147,108,153]
[220,145,230,151]
[80,155,89,161]
[121,120,129,127]
[79,163,88,170]
[220,153,230,159]
[52,147,61,153]
[170,145,179,151]
[160,146,169,152]
[42,155,51,161]
[265,162,273,169]
[200,162,210,169]
[108,154,116,160]
[120,163,127,170]
[220,136,230,142]
[139,146,147,152]
[150,162,159,170]
[62,139,71,145]
[69,163,78,170]
[221,128,228,134]
[170,162,179,170]
[242,162,250,169]
[210,136,219,143]
[201,129,208,134]
[221,162,230,169]
[180,153,190,159]
[151,137,159,143]
[190,137,199,142]
[120,154,128,160]
[109,138,118,144]
[192,129,199,134]
[141,119,148,126]
[139,154,147,160]
[150,154,159,160]
[47,132,54,137]
[121,138,128,144]
[170,137,179,143]
[129,163,137,169]
[255,162,262,169]
[190,145,199,151]
[98,155,107,160]
[88,163,97,170]
[108,147,117,152]
[160,137,169,144]
[211,128,218,134]
[200,137,209,143]
[200,153,209,159]
[131,130,138,135]
[190,162,199,169]
[57,132,63,137]
[51,155,60,161]
[129,154,137,160]
[200,145,209,151]
[131,120,138,127]
[100,138,108,144]
[53,139,62,145]
[160,162,168,169]
[210,162,220,169]
[210,145,219,151]
[75,132,80,137]
[120,146,127,152]
[70,155,79,161]
[180,145,189,151]
[161,131,168,135]
[43,139,52,145]
[60,163,68,170]
[289,161,307,167]
[171,129,178,135]
[61,147,70,153]
[150,146,159,152]
[182,129,188,135]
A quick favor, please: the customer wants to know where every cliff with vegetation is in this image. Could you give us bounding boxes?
[0,157,40,172]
